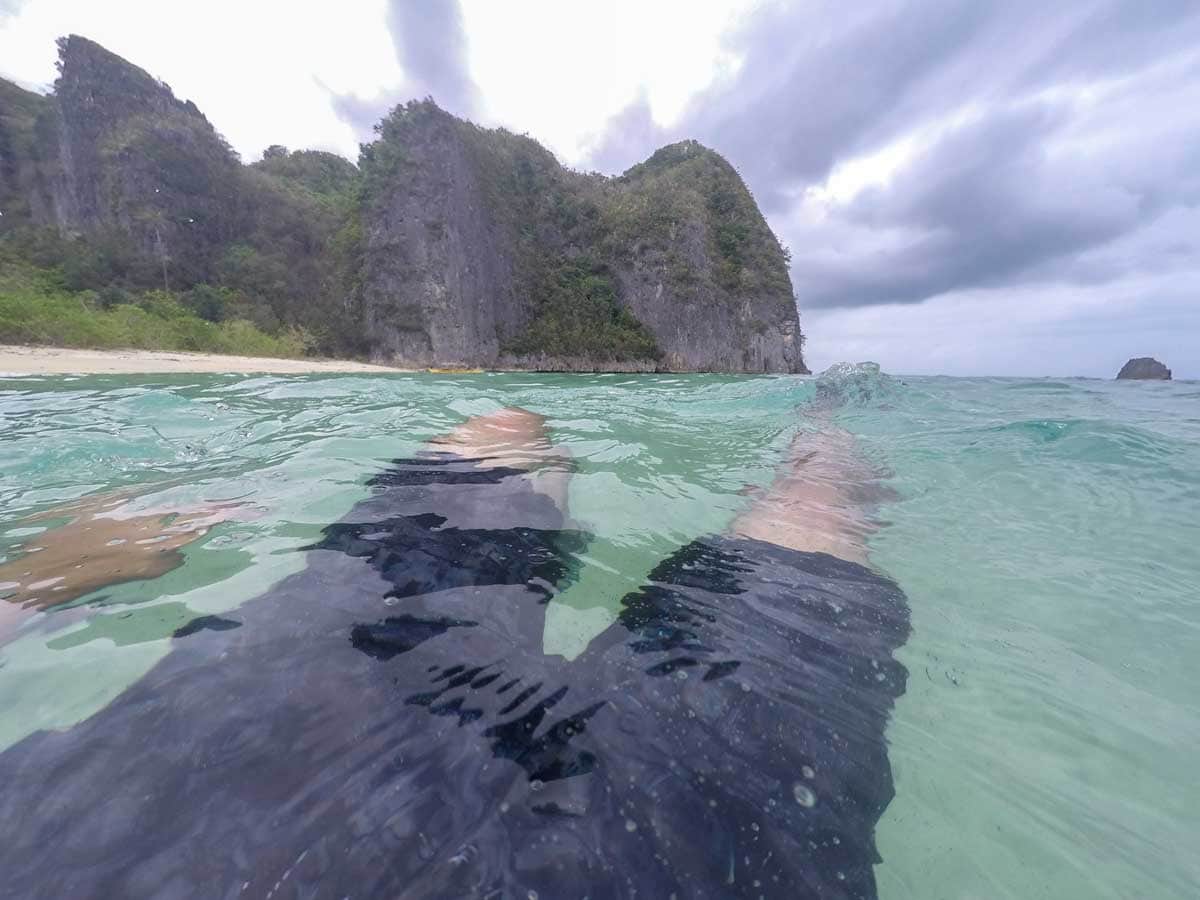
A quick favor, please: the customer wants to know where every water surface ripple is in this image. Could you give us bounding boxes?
[0,371,1196,898]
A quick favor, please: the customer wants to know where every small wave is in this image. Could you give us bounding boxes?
[1003,380,1088,393]
[980,418,1181,468]
[813,361,902,409]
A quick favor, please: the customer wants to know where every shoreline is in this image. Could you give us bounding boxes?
[0,345,416,376]
[0,344,817,377]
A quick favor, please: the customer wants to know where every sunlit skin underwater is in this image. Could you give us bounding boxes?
[0,365,1197,898]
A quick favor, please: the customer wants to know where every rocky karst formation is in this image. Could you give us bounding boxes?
[0,79,50,226]
[1,36,362,349]
[1116,357,1172,380]
[0,36,807,373]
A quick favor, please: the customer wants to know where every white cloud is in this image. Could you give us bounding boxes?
[0,0,750,165]
[0,0,402,159]
[460,0,752,163]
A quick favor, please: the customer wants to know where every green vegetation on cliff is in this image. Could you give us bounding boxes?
[616,141,795,297]
[506,257,659,361]
[0,251,307,356]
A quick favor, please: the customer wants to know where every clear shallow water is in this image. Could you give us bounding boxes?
[0,369,1196,897]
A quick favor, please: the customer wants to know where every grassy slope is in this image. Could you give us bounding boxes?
[0,255,306,358]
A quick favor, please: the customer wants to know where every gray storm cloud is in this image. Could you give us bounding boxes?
[332,0,480,144]
[384,0,478,118]
[586,0,1200,317]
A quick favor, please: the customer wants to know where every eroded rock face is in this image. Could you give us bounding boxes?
[1116,357,1172,380]
[359,108,521,368]
[0,80,51,227]
[47,36,241,277]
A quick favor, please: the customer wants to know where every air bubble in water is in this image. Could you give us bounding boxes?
[792,783,817,808]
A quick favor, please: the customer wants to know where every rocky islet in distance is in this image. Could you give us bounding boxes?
[1116,357,1172,380]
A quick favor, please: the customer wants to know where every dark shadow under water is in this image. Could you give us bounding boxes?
[0,455,909,900]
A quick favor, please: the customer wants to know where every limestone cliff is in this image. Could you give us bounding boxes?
[0,37,807,372]
[359,102,805,372]
[46,35,242,281]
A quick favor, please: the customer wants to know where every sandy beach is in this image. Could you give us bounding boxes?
[0,345,412,376]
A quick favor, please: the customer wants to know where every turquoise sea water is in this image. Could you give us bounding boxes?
[0,368,1197,898]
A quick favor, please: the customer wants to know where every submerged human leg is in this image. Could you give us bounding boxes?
[0,408,586,899]
[526,419,910,897]
[0,408,910,900]
[0,491,252,644]
[731,424,890,565]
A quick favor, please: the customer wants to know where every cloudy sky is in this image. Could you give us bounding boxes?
[2,0,1197,377]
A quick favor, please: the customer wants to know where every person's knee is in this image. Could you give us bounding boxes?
[433,406,551,463]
